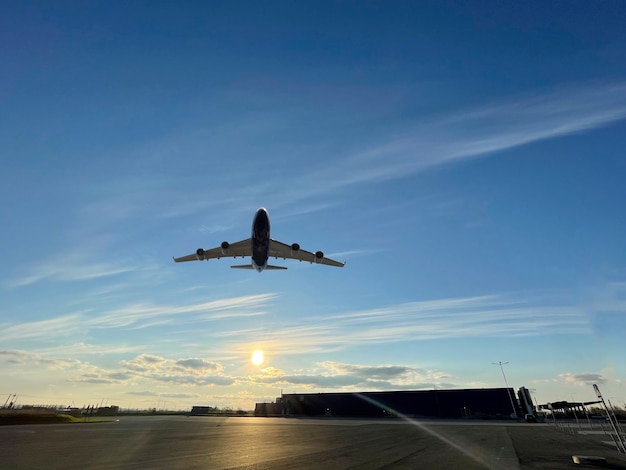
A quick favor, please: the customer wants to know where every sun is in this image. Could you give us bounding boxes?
[251,350,264,366]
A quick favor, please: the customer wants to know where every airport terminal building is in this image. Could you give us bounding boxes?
[255,388,526,419]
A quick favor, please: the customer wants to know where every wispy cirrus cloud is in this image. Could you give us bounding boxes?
[89,294,274,330]
[226,293,589,356]
[0,313,84,342]
[321,82,626,188]
[38,342,145,356]
[5,249,138,288]
[3,291,582,355]
[202,83,626,217]
[60,83,626,225]
[0,294,276,343]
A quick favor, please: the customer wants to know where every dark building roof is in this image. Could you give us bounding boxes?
[538,400,602,412]
[190,406,214,416]
[256,388,522,418]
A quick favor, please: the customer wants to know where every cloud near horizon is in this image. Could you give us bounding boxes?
[248,361,455,391]
[558,372,606,386]
[1,349,454,393]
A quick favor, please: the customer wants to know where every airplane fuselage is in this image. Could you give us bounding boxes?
[251,207,270,272]
[173,207,345,270]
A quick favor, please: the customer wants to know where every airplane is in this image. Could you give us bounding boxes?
[173,207,346,272]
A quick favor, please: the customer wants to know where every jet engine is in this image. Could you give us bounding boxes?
[314,250,324,264]
[290,243,300,257]
[220,241,230,256]
[196,248,205,260]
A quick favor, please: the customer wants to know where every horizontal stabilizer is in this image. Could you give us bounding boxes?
[230,264,288,270]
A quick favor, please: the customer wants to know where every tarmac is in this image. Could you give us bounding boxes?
[1,415,626,469]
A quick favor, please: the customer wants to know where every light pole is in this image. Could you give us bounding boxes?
[493,361,518,418]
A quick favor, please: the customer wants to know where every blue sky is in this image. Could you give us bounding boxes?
[1,1,625,411]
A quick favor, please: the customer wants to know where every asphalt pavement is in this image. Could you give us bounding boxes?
[1,416,625,469]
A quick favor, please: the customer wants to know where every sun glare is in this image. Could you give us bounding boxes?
[251,350,264,366]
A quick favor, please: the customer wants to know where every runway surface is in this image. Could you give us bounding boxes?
[2,416,626,469]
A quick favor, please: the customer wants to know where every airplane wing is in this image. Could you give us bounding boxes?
[268,239,345,267]
[173,239,251,262]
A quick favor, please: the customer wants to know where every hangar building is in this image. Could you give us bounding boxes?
[255,388,524,419]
